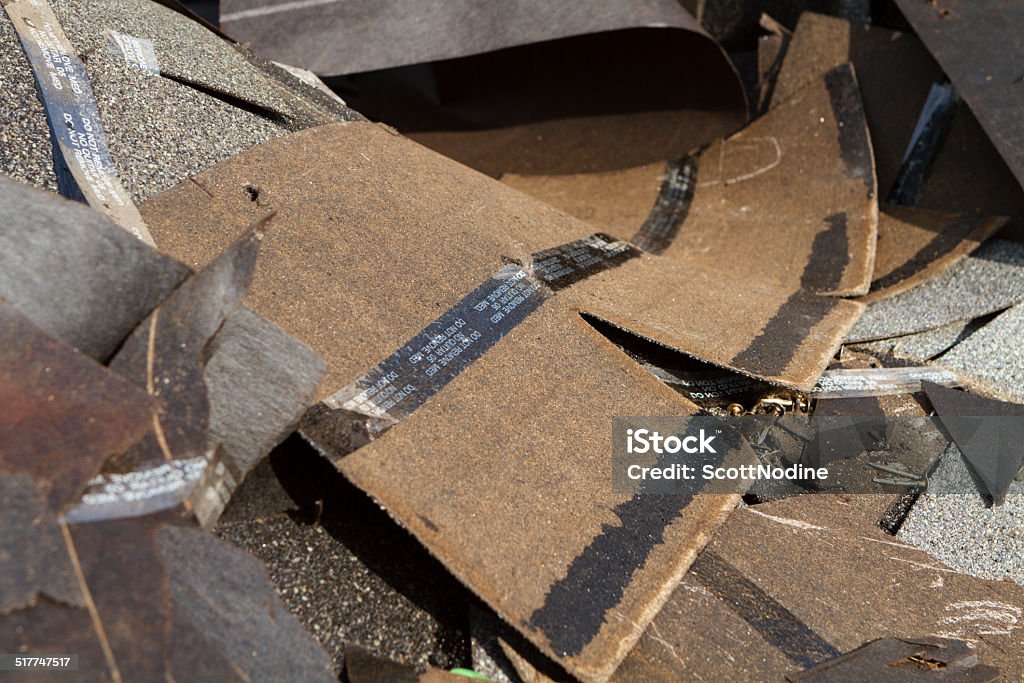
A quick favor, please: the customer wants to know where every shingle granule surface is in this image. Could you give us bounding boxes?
[848,240,1024,342]
[900,443,1024,587]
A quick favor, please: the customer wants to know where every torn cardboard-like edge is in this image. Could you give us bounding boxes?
[662,63,877,297]
[769,11,943,201]
[617,495,1024,679]
[861,206,1007,303]
[755,14,792,115]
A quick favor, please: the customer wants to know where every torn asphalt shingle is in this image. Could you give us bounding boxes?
[937,303,1024,404]
[891,318,976,363]
[48,509,338,681]
[900,442,1024,588]
[601,495,1024,679]
[0,175,189,360]
[767,8,1024,236]
[0,296,335,680]
[0,299,155,512]
[0,174,328,524]
[0,301,153,613]
[847,240,1024,342]
[84,49,288,203]
[300,0,745,243]
[865,206,1006,302]
[102,225,264,526]
[494,69,871,388]
[769,11,942,199]
[0,0,359,203]
[665,64,877,298]
[205,307,327,487]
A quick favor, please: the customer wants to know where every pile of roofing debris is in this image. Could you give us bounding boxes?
[2,0,1023,680]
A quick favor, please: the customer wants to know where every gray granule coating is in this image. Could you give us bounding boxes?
[49,0,358,126]
[470,638,514,683]
[84,51,287,201]
[892,318,975,362]
[0,16,58,192]
[214,441,471,674]
[205,307,327,480]
[216,515,466,674]
[899,444,1024,587]
[847,240,1024,342]
[0,0,355,203]
[0,175,189,360]
[51,0,298,118]
[938,304,1024,403]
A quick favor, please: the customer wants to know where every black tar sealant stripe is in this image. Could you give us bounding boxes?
[630,155,698,254]
[691,549,841,669]
[730,212,850,377]
[726,68,868,379]
[869,237,955,293]
[5,0,155,245]
[824,66,874,193]
[526,421,742,657]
